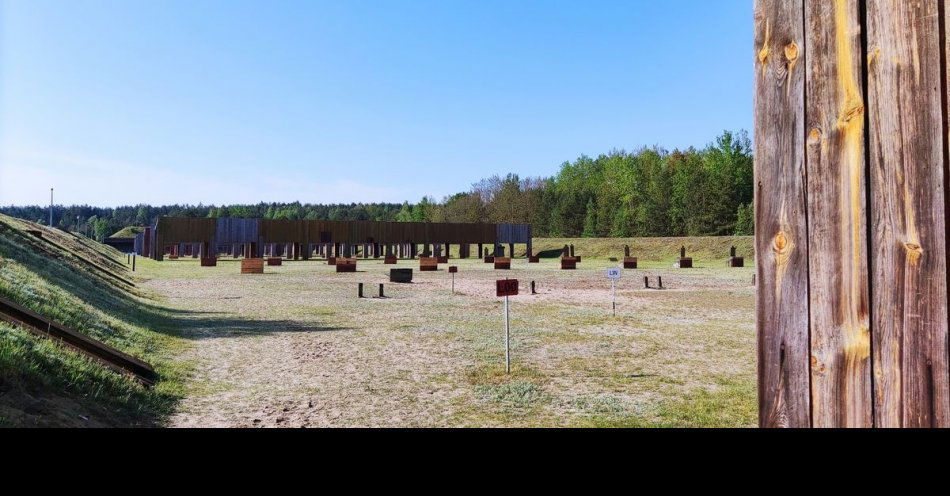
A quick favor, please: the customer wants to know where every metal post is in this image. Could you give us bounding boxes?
[358,283,364,298]
[451,272,455,294]
[611,279,616,317]
[132,253,136,272]
[505,293,510,374]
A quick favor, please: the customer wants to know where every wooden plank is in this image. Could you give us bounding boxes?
[754,0,811,427]
[803,0,872,427]
[0,296,157,386]
[867,0,950,427]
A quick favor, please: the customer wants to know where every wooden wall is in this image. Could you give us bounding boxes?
[153,217,514,256]
[496,224,532,244]
[755,0,950,427]
[153,217,216,259]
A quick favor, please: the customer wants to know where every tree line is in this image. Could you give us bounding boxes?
[1,130,753,241]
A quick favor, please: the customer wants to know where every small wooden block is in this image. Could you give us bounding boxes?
[679,258,693,268]
[336,258,357,272]
[494,257,511,270]
[200,257,217,267]
[436,256,448,264]
[384,256,398,264]
[623,257,638,269]
[390,268,413,283]
[240,258,264,274]
[528,256,540,263]
[484,256,495,263]
[420,257,438,271]
[561,257,577,270]
[327,257,337,265]
[729,256,745,268]
[267,257,282,266]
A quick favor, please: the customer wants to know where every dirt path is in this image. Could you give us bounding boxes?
[143,258,756,427]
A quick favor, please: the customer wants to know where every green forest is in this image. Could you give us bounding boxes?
[1,131,753,241]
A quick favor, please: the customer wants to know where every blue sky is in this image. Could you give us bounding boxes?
[0,0,752,207]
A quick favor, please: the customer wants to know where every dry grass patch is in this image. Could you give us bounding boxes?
[136,250,755,427]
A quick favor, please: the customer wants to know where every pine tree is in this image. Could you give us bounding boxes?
[582,200,597,238]
[735,203,754,235]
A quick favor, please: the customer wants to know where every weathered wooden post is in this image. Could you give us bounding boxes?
[755,0,949,428]
[678,246,693,268]
[729,245,744,267]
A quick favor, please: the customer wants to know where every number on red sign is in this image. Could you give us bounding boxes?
[496,279,519,297]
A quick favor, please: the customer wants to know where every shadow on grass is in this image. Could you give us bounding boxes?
[536,249,565,259]
[2,232,348,341]
[169,314,344,340]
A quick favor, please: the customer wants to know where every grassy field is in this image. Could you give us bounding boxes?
[0,215,756,427]
[139,248,756,428]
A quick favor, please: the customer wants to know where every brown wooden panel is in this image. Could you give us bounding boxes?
[867,0,950,427]
[754,0,811,428]
[159,217,501,251]
[804,0,872,427]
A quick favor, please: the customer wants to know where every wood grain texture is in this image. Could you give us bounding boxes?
[867,0,950,427]
[755,0,811,428]
[804,0,873,427]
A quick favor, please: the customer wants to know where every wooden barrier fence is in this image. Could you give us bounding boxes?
[755,0,949,427]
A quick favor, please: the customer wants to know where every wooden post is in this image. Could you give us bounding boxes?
[755,0,950,428]
[755,0,811,428]
[866,0,949,427]
[803,0,872,428]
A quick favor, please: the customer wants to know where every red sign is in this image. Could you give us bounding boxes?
[449,266,458,273]
[496,279,519,297]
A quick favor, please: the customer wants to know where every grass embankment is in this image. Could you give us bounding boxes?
[110,226,144,238]
[0,214,188,427]
[531,236,754,264]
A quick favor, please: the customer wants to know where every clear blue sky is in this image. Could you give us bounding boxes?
[0,0,752,207]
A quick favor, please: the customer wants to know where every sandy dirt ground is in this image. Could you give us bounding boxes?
[141,257,755,427]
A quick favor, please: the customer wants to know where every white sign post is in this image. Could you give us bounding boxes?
[497,279,519,374]
[606,268,622,317]
[504,293,510,372]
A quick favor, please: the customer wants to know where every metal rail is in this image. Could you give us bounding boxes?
[0,296,157,386]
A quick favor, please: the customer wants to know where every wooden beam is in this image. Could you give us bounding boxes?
[804,0,872,427]
[0,296,157,386]
[755,0,811,428]
[867,0,950,427]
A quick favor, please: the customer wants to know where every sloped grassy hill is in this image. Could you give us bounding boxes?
[531,236,754,264]
[0,214,187,427]
[110,226,145,238]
